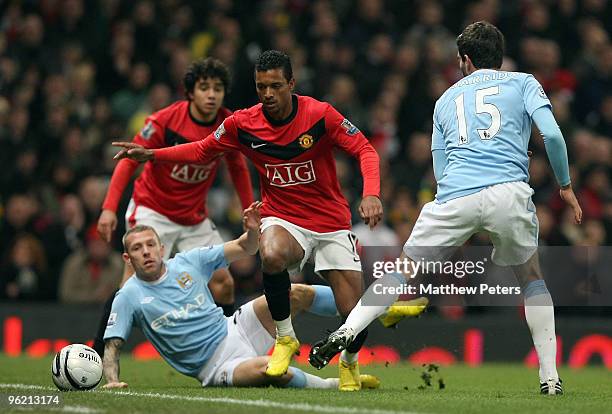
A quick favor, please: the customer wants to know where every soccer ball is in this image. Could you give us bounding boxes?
[51,344,103,391]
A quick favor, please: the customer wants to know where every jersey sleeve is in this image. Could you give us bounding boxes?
[532,106,571,186]
[523,75,552,117]
[154,116,240,164]
[324,104,380,197]
[103,290,134,341]
[101,158,139,212]
[180,244,228,283]
[431,100,446,151]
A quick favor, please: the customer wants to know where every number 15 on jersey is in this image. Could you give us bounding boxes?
[454,86,501,145]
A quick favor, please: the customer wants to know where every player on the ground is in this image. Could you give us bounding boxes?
[93,58,254,357]
[101,206,380,390]
[309,21,582,396]
[112,50,425,391]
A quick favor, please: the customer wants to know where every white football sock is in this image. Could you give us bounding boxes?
[305,373,338,389]
[275,316,296,338]
[285,367,336,388]
[343,272,405,334]
[322,377,340,389]
[524,281,558,382]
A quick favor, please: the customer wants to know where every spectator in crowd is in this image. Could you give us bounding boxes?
[58,225,122,304]
[0,233,47,300]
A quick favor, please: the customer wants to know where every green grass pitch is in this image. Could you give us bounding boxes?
[1,354,611,414]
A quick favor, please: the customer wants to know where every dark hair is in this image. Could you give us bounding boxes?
[457,21,505,69]
[122,225,161,251]
[183,57,231,99]
[254,50,293,82]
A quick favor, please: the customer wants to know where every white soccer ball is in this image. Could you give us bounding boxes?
[51,344,103,391]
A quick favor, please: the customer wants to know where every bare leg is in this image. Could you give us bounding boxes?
[320,269,363,318]
[511,251,543,286]
[259,226,304,274]
[232,357,291,387]
[232,356,337,389]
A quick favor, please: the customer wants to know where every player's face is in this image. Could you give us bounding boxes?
[255,69,295,120]
[123,230,165,282]
[190,77,225,120]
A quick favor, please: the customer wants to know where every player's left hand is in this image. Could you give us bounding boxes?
[243,201,263,232]
[360,195,383,230]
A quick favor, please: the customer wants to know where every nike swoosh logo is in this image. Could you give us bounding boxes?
[251,142,267,149]
[353,258,361,262]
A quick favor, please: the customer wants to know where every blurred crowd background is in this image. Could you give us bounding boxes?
[0,0,610,310]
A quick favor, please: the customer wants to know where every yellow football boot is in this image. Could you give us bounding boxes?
[265,336,300,377]
[359,374,381,389]
[378,297,429,328]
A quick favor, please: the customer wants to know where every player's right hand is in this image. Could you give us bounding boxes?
[97,209,118,243]
[359,195,383,230]
[559,185,583,224]
[112,141,154,162]
[102,381,128,389]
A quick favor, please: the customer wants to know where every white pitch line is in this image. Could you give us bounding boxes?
[0,383,424,414]
[58,405,103,414]
[0,384,48,390]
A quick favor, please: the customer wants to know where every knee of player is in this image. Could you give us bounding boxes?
[260,245,291,273]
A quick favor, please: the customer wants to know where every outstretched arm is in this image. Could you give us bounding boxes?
[102,338,128,389]
[113,116,240,165]
[113,136,224,164]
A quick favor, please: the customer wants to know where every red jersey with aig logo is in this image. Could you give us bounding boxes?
[102,101,253,226]
[154,95,380,232]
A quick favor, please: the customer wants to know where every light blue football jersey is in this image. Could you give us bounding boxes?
[104,245,228,377]
[432,69,551,203]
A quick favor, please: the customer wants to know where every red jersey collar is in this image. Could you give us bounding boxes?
[263,94,299,126]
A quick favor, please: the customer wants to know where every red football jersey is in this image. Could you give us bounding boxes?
[102,101,253,226]
[154,95,380,232]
